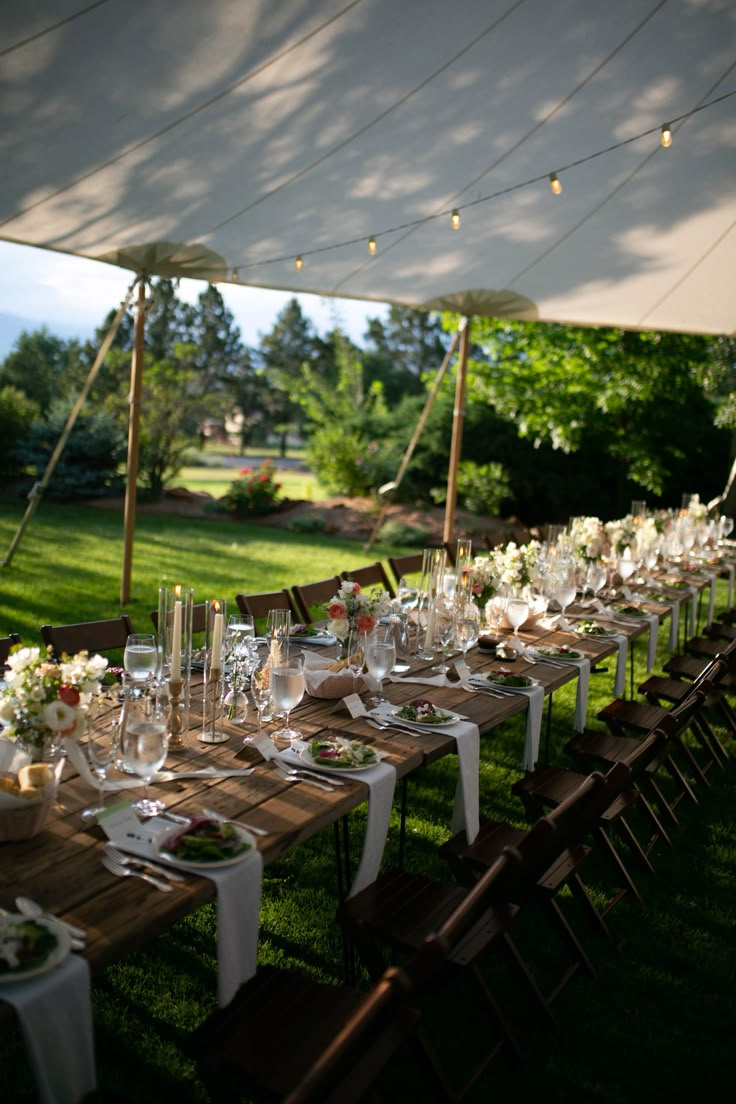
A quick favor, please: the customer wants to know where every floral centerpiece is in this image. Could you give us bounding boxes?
[470,554,498,611]
[605,515,637,557]
[0,646,108,754]
[325,580,392,643]
[489,540,541,591]
[568,516,605,562]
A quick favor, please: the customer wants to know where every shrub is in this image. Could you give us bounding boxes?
[431,460,512,517]
[15,402,126,497]
[288,514,327,534]
[376,519,430,547]
[223,460,282,516]
[0,386,39,478]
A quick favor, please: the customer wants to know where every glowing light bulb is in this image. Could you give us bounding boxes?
[368,237,377,255]
[549,173,562,196]
[295,256,303,271]
[451,209,461,230]
[660,124,672,148]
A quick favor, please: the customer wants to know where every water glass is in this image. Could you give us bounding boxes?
[364,628,396,694]
[120,686,169,816]
[270,656,305,744]
[123,633,157,682]
[81,696,120,820]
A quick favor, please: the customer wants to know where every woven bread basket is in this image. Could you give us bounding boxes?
[0,795,54,841]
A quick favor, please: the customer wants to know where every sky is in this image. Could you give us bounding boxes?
[0,241,389,358]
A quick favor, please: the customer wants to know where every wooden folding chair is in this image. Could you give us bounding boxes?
[511,732,672,913]
[234,588,299,629]
[41,615,135,658]
[340,562,396,597]
[190,962,427,1103]
[0,633,21,667]
[292,576,342,624]
[388,552,424,586]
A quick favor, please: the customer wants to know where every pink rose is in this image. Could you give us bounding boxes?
[356,613,376,634]
[328,601,347,620]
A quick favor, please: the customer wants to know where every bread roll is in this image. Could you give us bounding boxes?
[326,657,349,672]
[18,763,54,790]
[19,785,45,800]
[0,772,19,794]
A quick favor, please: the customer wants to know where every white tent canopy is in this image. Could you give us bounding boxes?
[2,0,735,335]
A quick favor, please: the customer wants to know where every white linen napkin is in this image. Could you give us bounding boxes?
[386,672,449,688]
[455,659,543,772]
[109,816,263,1008]
[278,740,396,896]
[368,701,479,844]
[523,651,591,734]
[612,633,628,697]
[1,952,96,1104]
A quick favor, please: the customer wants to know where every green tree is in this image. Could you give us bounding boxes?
[0,385,39,478]
[0,328,83,414]
[15,399,125,497]
[297,333,397,495]
[362,306,447,404]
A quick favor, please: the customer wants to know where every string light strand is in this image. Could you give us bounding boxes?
[229,88,736,274]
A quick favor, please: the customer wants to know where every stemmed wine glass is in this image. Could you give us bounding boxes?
[80,696,120,820]
[364,628,396,699]
[485,593,508,636]
[551,562,577,625]
[345,629,366,691]
[249,661,272,746]
[505,594,529,646]
[123,633,157,683]
[585,561,607,601]
[270,655,305,744]
[121,687,169,816]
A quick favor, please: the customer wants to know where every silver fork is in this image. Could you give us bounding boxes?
[272,760,335,792]
[101,853,173,892]
[103,843,186,882]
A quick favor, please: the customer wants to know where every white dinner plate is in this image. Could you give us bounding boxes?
[300,745,378,772]
[289,630,337,646]
[470,673,539,690]
[0,914,71,984]
[152,822,256,869]
[577,623,619,638]
[388,707,464,728]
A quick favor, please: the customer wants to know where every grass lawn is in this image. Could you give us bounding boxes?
[1,497,735,1102]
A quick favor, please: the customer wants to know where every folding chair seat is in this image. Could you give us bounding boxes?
[340,562,396,597]
[41,615,135,658]
[339,779,613,1046]
[235,588,300,628]
[292,576,342,624]
[0,633,21,667]
[511,733,671,913]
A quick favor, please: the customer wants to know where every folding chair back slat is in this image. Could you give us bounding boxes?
[235,589,299,626]
[0,633,21,667]
[41,616,135,658]
[340,562,395,597]
[292,577,342,624]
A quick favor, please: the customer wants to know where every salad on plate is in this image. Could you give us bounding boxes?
[155,816,252,865]
[534,644,583,660]
[577,621,617,637]
[394,699,457,725]
[484,667,535,688]
[306,739,378,769]
[0,916,68,982]
[613,604,646,618]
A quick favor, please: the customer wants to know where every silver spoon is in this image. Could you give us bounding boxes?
[15,896,87,942]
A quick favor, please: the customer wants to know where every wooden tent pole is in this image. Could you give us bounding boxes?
[364,328,461,552]
[120,278,147,606]
[443,316,470,544]
[1,279,138,569]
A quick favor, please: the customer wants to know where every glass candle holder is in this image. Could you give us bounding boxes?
[200,598,228,744]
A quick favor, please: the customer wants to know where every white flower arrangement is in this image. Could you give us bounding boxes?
[568,516,605,561]
[605,516,637,557]
[0,646,108,752]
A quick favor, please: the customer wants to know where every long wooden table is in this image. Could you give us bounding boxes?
[0,621,632,981]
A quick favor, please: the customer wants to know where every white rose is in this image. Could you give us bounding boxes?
[42,700,77,733]
[6,647,40,673]
[331,618,349,641]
